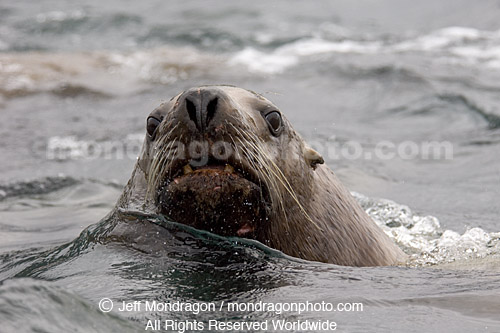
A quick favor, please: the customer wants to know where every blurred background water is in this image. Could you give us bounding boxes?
[1,1,500,332]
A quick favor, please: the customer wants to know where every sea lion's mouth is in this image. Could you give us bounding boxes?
[156,159,269,238]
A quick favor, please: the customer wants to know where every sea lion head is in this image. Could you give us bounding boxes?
[120,85,406,266]
[135,85,324,241]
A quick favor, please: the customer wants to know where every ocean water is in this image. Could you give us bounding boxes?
[1,1,500,332]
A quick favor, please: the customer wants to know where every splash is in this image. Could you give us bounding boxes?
[352,192,500,267]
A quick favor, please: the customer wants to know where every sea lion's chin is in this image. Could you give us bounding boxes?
[157,165,267,238]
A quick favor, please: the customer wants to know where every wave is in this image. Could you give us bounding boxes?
[0,279,138,332]
[1,9,143,52]
[384,93,500,131]
[231,26,500,74]
[0,176,79,201]
[230,38,382,74]
[437,94,500,129]
[353,192,500,267]
[2,26,500,98]
[0,176,124,201]
[0,47,222,98]
[384,93,500,127]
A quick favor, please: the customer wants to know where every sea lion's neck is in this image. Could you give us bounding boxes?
[263,166,406,266]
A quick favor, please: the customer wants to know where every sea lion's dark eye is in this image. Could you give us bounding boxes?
[147,116,161,138]
[265,111,282,135]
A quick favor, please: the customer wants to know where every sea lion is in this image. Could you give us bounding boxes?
[116,85,406,266]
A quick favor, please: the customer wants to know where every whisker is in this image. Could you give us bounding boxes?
[230,123,319,229]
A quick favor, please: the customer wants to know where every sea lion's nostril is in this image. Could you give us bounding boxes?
[206,97,218,128]
[186,98,197,126]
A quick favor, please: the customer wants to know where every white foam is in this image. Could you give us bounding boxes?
[230,38,381,74]
[394,26,486,52]
[352,192,500,266]
[449,45,500,67]
[230,47,298,74]
[35,10,86,23]
[282,38,381,56]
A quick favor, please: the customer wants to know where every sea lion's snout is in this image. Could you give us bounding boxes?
[181,88,219,133]
[174,87,231,135]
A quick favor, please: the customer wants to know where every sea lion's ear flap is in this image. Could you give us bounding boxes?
[304,146,324,170]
